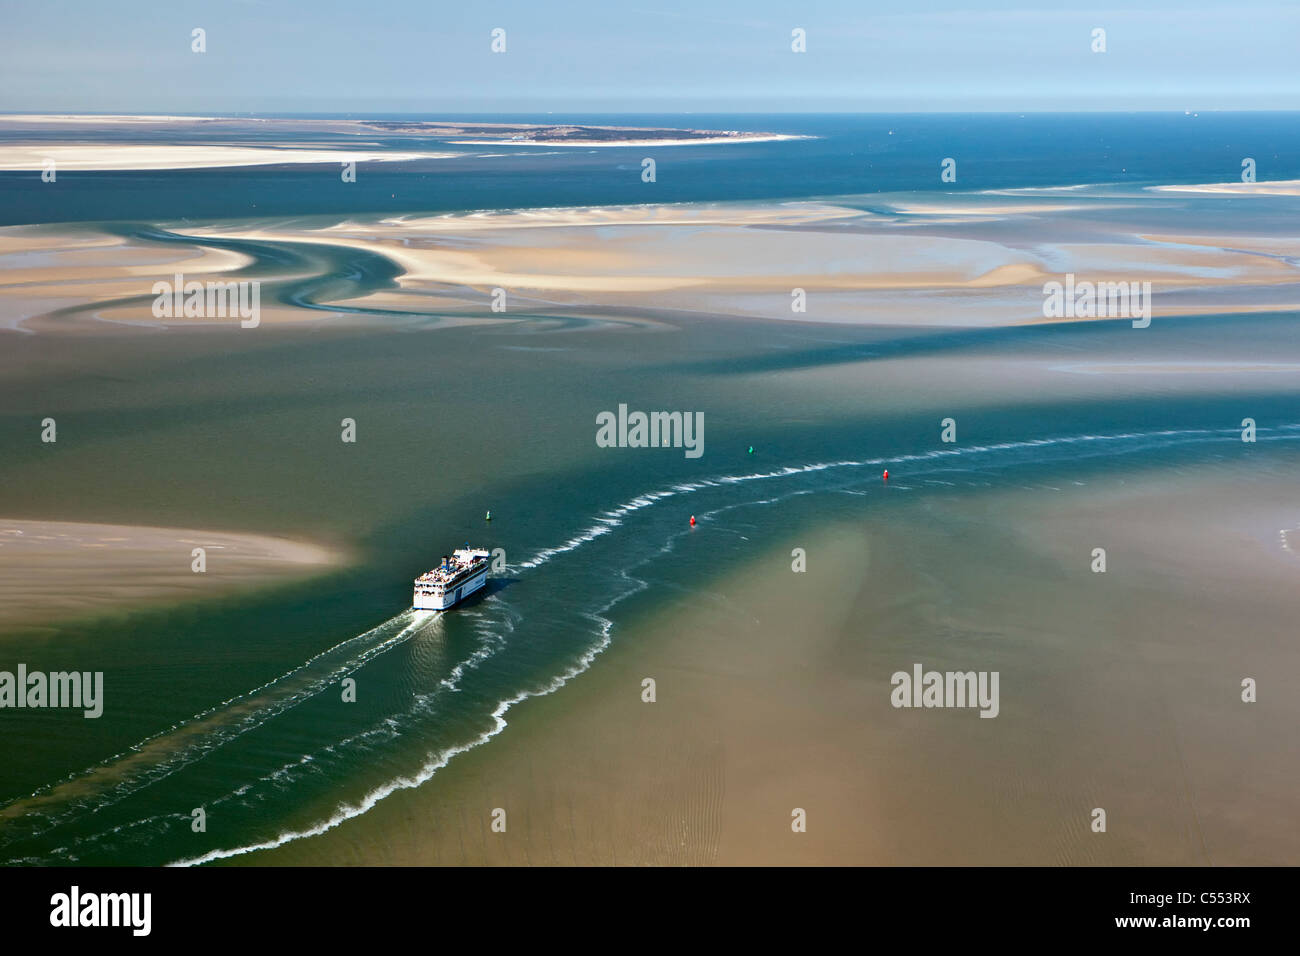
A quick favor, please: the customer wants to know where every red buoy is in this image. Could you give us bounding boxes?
[883,469,889,481]
[690,515,696,526]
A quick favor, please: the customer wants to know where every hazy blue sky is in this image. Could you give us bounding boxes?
[2,0,1296,113]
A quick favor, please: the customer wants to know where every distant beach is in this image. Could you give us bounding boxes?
[0,115,799,171]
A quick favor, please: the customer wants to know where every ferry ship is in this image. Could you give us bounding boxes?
[412,547,491,611]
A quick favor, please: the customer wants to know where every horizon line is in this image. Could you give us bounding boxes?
[4,108,1300,117]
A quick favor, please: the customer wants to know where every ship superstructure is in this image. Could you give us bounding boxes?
[412,548,491,611]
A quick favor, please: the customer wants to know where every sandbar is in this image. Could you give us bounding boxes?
[0,518,338,632]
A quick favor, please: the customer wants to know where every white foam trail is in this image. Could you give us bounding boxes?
[210,608,511,804]
[518,425,1237,572]
[517,490,678,568]
[170,611,617,867]
[0,611,429,835]
[30,607,506,861]
[171,561,638,867]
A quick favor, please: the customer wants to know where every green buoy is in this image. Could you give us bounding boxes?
[747,446,754,455]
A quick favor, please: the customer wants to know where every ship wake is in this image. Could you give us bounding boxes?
[0,610,437,854]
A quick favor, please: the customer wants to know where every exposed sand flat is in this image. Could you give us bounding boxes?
[885,201,1093,216]
[1149,180,1300,197]
[0,518,338,632]
[191,217,1047,294]
[0,232,251,281]
[446,135,807,147]
[1048,238,1298,278]
[185,204,1298,323]
[6,199,1300,333]
[352,202,870,232]
[1138,233,1300,255]
[0,227,256,332]
[0,227,127,254]
[193,206,1031,282]
[0,144,454,171]
[1053,361,1300,375]
[0,114,229,124]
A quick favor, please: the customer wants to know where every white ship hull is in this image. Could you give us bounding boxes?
[412,563,488,611]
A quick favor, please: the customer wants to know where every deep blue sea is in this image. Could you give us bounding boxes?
[4,112,1300,225]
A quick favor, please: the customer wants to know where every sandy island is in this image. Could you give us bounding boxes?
[0,518,338,632]
[0,144,456,172]
[445,134,807,147]
[1149,180,1300,197]
[0,115,797,170]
